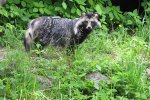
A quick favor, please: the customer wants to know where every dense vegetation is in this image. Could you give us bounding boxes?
[0,0,150,99]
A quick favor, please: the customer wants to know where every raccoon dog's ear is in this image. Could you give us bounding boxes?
[94,13,99,19]
[81,12,87,17]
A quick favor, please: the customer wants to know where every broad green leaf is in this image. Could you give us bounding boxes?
[76,9,81,16]
[0,9,8,17]
[21,1,26,7]
[89,0,94,5]
[80,5,86,11]
[105,7,111,13]
[14,0,20,4]
[71,7,76,13]
[21,16,29,21]
[65,12,71,18]
[127,20,133,25]
[101,15,106,22]
[55,7,63,12]
[96,65,101,71]
[114,11,120,20]
[95,5,102,15]
[145,8,150,12]
[44,8,51,14]
[109,12,114,20]
[13,11,19,16]
[33,8,38,12]
[39,8,44,14]
[75,0,85,5]
[108,1,112,6]
[62,2,67,9]
[39,1,44,7]
[8,0,13,3]
[133,9,138,15]
[33,2,39,7]
[10,13,14,17]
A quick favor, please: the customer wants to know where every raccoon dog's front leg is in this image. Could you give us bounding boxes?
[24,19,41,51]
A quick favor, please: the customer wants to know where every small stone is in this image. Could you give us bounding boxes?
[146,68,150,76]
[86,72,108,87]
[0,55,5,61]
[0,47,5,61]
[36,75,52,90]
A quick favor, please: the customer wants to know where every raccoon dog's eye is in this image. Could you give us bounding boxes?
[91,21,96,26]
[83,21,88,25]
[91,21,95,24]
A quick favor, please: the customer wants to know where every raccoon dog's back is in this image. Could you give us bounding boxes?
[24,16,78,51]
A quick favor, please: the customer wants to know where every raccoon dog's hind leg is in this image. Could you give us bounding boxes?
[24,19,41,51]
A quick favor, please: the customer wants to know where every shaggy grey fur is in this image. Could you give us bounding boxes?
[0,0,7,6]
[24,12,101,51]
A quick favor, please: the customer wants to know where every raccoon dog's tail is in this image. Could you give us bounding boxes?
[24,19,40,51]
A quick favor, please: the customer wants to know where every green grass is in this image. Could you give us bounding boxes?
[0,25,150,100]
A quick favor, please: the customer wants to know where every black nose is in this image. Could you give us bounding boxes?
[87,26,92,30]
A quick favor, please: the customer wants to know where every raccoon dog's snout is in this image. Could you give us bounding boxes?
[86,22,92,30]
[86,26,92,30]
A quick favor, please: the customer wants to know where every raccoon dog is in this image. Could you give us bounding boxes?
[24,12,101,52]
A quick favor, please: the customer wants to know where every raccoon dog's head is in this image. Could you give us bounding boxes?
[74,12,101,34]
[82,12,101,29]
